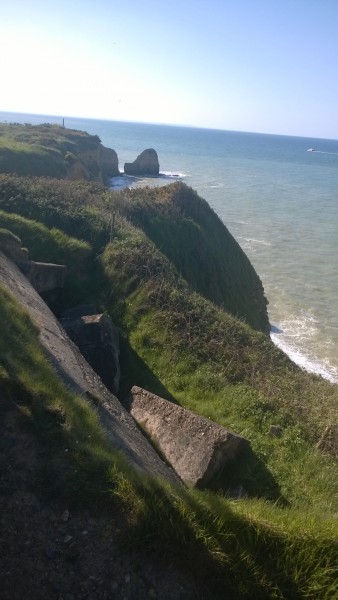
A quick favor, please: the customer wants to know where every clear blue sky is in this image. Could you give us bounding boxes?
[2,0,338,138]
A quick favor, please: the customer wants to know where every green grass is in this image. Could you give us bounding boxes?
[0,165,337,597]
[1,283,337,598]
[101,225,338,512]
[110,183,270,332]
[0,122,102,178]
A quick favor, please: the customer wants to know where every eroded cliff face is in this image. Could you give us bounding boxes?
[64,138,119,183]
[124,148,159,176]
[0,124,119,183]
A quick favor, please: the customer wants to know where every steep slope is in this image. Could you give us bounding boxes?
[0,165,338,598]
[113,183,270,332]
[0,123,119,182]
[0,250,179,483]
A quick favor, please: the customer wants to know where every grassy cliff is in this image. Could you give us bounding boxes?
[0,146,337,598]
[0,122,118,181]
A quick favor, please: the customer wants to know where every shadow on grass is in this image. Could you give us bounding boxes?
[208,443,288,505]
[125,478,300,600]
[117,337,179,403]
[118,341,286,504]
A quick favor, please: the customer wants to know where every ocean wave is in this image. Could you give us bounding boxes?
[238,236,272,247]
[228,220,250,226]
[109,170,187,190]
[270,308,338,383]
[307,149,338,155]
[202,182,224,189]
[271,331,338,383]
[160,170,188,179]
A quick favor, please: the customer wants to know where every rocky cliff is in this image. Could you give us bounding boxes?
[0,123,119,183]
[124,148,160,176]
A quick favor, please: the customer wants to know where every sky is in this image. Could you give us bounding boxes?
[1,0,338,138]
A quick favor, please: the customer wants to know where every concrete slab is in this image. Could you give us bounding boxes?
[126,386,248,487]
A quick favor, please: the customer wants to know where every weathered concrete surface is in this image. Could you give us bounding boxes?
[60,310,120,394]
[124,149,159,176]
[17,260,66,293]
[0,229,28,261]
[0,230,66,295]
[0,251,180,484]
[126,386,248,487]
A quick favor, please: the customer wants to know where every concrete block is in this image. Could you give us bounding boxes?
[126,386,248,487]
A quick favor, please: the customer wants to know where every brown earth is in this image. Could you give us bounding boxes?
[0,392,200,600]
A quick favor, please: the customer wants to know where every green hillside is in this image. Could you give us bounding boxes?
[0,142,337,598]
[0,122,117,181]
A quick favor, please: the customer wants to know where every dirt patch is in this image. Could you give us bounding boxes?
[0,393,199,600]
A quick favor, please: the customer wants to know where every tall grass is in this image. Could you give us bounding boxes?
[0,170,337,597]
[1,283,337,598]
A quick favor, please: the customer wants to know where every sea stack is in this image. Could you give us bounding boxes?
[124,148,160,176]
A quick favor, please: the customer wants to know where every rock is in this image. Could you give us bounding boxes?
[0,229,28,261]
[99,144,119,178]
[16,260,66,294]
[268,425,283,438]
[124,149,159,176]
[125,386,248,488]
[60,311,120,394]
[61,509,70,522]
[0,228,66,314]
[63,535,72,543]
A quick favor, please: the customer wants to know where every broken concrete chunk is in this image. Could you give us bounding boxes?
[125,386,248,488]
[60,311,120,394]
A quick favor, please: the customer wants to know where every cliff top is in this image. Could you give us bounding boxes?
[0,122,118,181]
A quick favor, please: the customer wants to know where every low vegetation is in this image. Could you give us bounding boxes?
[0,122,102,179]
[0,132,337,598]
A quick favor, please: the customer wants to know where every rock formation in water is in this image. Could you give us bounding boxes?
[0,123,120,183]
[124,148,160,176]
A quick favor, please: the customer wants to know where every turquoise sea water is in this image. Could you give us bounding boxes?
[1,112,338,383]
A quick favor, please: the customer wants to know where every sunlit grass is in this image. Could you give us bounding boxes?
[0,167,337,597]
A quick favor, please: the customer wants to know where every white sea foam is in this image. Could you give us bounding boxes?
[238,236,272,247]
[202,182,225,189]
[308,150,338,155]
[109,170,187,190]
[161,170,188,178]
[270,308,338,384]
[271,330,338,383]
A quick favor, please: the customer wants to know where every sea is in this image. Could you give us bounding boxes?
[1,111,338,384]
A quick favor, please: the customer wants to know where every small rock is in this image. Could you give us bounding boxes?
[268,425,284,438]
[111,582,119,592]
[64,534,72,543]
[124,574,131,584]
[61,509,70,522]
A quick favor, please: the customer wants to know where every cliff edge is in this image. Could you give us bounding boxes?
[0,123,119,183]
